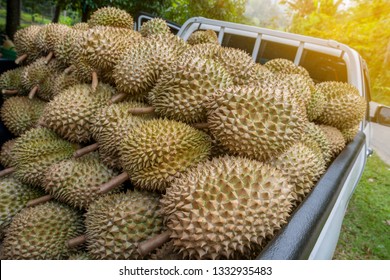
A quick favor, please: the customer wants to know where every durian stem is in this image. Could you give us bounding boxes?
[191,123,210,129]
[98,172,129,194]
[129,107,155,115]
[138,231,171,257]
[64,65,76,75]
[44,51,53,64]
[1,89,18,94]
[109,92,127,105]
[26,194,53,207]
[0,167,15,177]
[15,54,28,64]
[91,71,98,92]
[73,143,99,158]
[67,235,87,248]
[28,85,39,99]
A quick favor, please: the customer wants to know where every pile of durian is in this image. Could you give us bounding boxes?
[0,7,366,260]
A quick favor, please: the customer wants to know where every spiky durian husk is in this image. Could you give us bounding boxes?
[43,153,119,209]
[341,125,360,143]
[306,88,326,122]
[0,139,16,168]
[120,119,211,192]
[1,96,46,136]
[185,43,221,59]
[161,156,294,260]
[91,102,151,169]
[187,30,219,45]
[54,29,85,67]
[81,26,142,72]
[87,7,134,29]
[85,190,163,260]
[0,201,85,260]
[140,18,171,37]
[301,122,333,165]
[314,81,366,129]
[51,72,81,97]
[68,252,91,260]
[150,241,184,260]
[72,22,89,30]
[245,62,272,84]
[0,176,45,239]
[206,85,306,162]
[251,73,312,118]
[21,58,64,101]
[12,128,78,187]
[149,55,233,123]
[0,68,26,95]
[213,47,255,85]
[264,58,310,77]
[269,142,326,205]
[113,33,188,97]
[318,125,346,160]
[13,25,42,64]
[35,23,71,55]
[41,83,115,143]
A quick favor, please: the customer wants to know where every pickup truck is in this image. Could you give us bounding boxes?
[136,15,388,260]
[1,15,389,260]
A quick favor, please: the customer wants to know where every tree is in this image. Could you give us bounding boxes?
[163,0,247,25]
[5,0,20,40]
[282,0,390,105]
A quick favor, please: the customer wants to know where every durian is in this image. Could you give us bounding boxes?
[13,25,42,64]
[140,18,171,37]
[187,30,219,45]
[41,83,115,143]
[341,125,360,143]
[269,142,326,205]
[264,58,310,77]
[43,153,120,209]
[0,139,16,168]
[0,201,84,259]
[35,23,71,61]
[90,101,152,169]
[206,84,306,162]
[21,58,64,100]
[11,127,78,187]
[113,34,188,97]
[88,7,134,29]
[1,96,46,136]
[148,54,233,123]
[0,175,45,238]
[0,67,26,95]
[160,156,294,259]
[81,26,142,73]
[314,81,366,129]
[118,119,211,192]
[214,47,256,85]
[301,122,333,165]
[72,22,89,31]
[85,190,163,260]
[318,125,346,160]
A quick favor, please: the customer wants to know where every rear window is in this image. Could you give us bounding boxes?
[221,33,256,55]
[256,40,298,64]
[299,49,347,83]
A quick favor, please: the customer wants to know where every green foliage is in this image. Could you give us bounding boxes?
[163,0,247,25]
[333,153,390,259]
[282,0,390,106]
